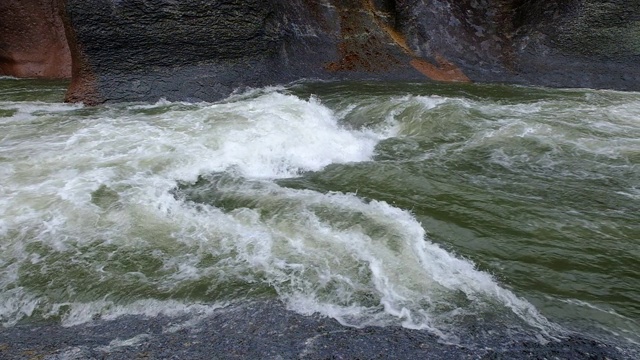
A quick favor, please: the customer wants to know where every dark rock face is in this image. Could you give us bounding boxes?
[56,0,640,103]
[0,0,72,79]
[406,0,640,89]
[62,0,425,104]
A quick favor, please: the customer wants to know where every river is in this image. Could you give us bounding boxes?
[0,78,638,356]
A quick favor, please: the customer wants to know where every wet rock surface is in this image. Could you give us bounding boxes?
[2,1,639,101]
[0,0,71,79]
[62,0,422,104]
[60,0,640,104]
[0,301,637,359]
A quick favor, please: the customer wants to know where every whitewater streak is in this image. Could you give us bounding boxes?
[0,89,556,340]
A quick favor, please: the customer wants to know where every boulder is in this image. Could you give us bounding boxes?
[0,0,71,79]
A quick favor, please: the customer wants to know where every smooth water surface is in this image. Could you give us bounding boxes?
[0,78,638,347]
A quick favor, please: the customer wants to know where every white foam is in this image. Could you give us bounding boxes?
[97,334,151,352]
[0,288,40,326]
[416,95,448,109]
[166,179,557,337]
[58,300,224,327]
[0,89,557,339]
[0,91,396,326]
[0,101,83,120]
[195,93,387,179]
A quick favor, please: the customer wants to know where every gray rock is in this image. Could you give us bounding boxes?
[1,301,637,359]
[60,1,640,104]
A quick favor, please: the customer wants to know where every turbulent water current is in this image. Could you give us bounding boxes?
[0,78,638,349]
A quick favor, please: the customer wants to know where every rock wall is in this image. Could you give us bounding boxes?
[400,0,640,90]
[3,1,639,102]
[0,0,71,79]
[61,0,433,104]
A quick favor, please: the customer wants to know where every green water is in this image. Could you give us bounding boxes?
[289,82,640,337]
[0,78,638,346]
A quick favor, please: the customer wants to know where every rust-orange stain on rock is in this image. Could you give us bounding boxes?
[0,0,72,79]
[324,0,403,73]
[372,11,470,83]
[325,0,471,84]
[57,0,101,105]
[410,55,471,83]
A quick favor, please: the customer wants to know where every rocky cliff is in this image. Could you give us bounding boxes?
[0,0,71,79]
[2,1,639,103]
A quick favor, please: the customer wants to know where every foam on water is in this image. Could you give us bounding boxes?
[387,94,640,178]
[0,91,391,324]
[173,177,558,340]
[0,88,559,341]
[59,300,225,328]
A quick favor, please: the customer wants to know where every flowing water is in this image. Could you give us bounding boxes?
[0,78,638,348]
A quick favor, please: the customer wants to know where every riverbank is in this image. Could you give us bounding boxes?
[2,300,637,359]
